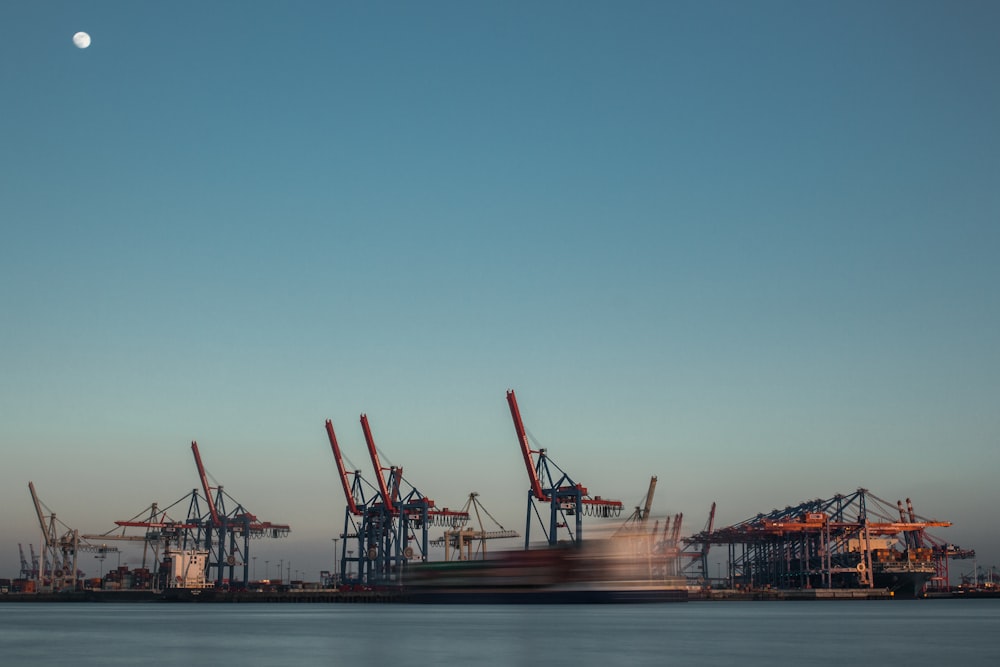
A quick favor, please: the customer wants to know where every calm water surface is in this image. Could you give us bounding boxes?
[1,600,997,666]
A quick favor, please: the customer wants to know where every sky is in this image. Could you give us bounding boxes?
[1,1,998,583]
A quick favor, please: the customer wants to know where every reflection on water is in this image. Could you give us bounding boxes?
[1,600,998,666]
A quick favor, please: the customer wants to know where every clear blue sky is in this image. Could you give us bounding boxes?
[2,1,997,582]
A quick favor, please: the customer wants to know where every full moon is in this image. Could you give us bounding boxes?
[72,32,91,49]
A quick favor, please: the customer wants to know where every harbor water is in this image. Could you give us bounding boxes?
[1,600,998,666]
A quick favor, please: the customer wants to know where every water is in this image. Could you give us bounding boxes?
[1,600,998,666]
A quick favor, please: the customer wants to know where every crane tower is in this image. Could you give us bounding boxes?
[506,390,623,548]
[325,416,469,588]
[189,442,290,588]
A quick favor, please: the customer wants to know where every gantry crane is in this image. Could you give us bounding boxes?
[894,497,975,589]
[611,476,660,572]
[679,503,715,584]
[83,502,164,571]
[189,441,290,588]
[650,512,684,578]
[437,492,519,561]
[28,481,117,591]
[640,476,656,522]
[506,389,623,548]
[326,418,386,586]
[18,544,34,579]
[615,475,658,535]
[685,488,954,595]
[29,544,40,580]
[358,413,404,583]
[360,414,469,582]
[325,416,469,587]
[82,495,206,577]
[107,490,224,590]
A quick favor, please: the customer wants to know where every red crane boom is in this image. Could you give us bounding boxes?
[361,414,394,509]
[506,389,547,501]
[325,420,361,516]
[191,441,221,527]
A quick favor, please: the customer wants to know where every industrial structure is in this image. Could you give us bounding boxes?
[607,478,716,586]
[506,389,623,548]
[187,441,290,588]
[654,512,688,579]
[678,503,716,583]
[37,441,290,592]
[617,476,658,530]
[83,492,213,590]
[27,482,119,592]
[612,476,659,563]
[11,392,983,601]
[82,500,180,573]
[684,488,971,596]
[17,544,38,580]
[434,492,519,561]
[325,416,469,588]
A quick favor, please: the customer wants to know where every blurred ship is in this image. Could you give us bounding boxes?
[405,542,688,604]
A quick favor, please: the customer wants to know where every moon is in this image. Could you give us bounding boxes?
[72,32,91,49]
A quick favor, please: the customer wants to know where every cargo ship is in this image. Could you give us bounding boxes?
[870,547,935,597]
[403,544,688,604]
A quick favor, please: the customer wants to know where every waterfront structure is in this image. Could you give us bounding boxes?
[325,416,469,589]
[685,488,970,596]
[506,389,623,548]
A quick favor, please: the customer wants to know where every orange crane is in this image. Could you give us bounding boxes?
[506,389,623,548]
[684,488,957,595]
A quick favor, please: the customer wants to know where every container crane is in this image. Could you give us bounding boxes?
[29,544,40,580]
[360,414,469,583]
[671,513,684,545]
[685,488,954,595]
[325,418,381,586]
[646,512,687,579]
[97,490,215,592]
[325,416,468,587]
[679,503,716,584]
[358,414,405,584]
[28,482,116,591]
[615,475,658,535]
[506,389,623,548]
[648,515,673,578]
[189,441,290,588]
[82,497,204,574]
[325,418,388,587]
[18,544,33,579]
[611,476,661,572]
[641,477,656,521]
[898,497,974,589]
[29,481,79,591]
[437,492,519,561]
